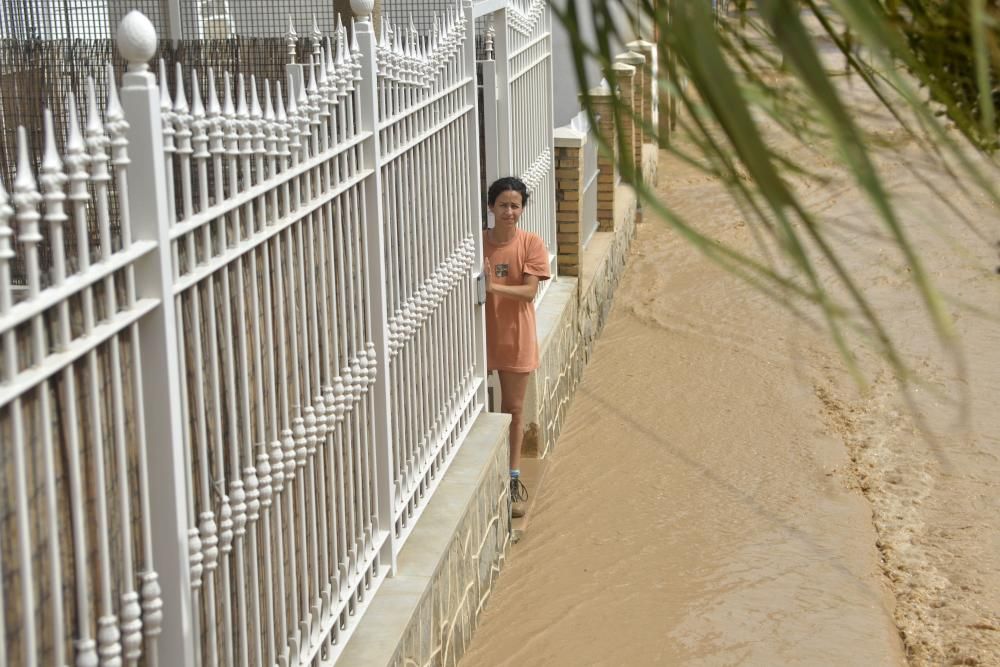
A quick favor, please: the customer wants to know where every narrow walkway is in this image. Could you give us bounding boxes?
[459,148,906,665]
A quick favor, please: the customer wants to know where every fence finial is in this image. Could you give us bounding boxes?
[311,14,322,63]
[286,16,298,64]
[324,36,335,74]
[0,176,12,264]
[14,126,42,295]
[222,71,235,117]
[116,10,158,73]
[174,63,188,114]
[485,18,495,59]
[159,59,172,111]
[350,0,374,22]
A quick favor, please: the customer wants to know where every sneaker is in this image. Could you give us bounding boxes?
[510,477,529,519]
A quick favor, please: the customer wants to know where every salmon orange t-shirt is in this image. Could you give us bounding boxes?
[484,228,551,373]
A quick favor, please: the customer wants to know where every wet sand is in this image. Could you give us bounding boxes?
[462,63,1000,665]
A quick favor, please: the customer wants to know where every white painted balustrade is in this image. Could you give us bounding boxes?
[0,0,555,664]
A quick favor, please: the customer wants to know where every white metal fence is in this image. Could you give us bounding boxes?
[0,0,548,663]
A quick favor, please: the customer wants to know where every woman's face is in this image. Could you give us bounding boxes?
[489,189,524,231]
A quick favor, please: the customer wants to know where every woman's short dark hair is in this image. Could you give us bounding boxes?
[487,177,530,206]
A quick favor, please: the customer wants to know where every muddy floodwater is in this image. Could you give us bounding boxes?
[461,70,1000,666]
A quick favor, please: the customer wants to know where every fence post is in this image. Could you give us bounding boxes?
[553,127,585,276]
[350,0,397,573]
[115,11,195,665]
[584,83,617,232]
[493,7,513,177]
[465,0,489,408]
[480,58,499,188]
[627,40,657,144]
[608,62,637,185]
[614,52,644,180]
[543,2,558,281]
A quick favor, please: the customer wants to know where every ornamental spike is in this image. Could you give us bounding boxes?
[207,68,221,116]
[174,62,188,112]
[42,108,62,173]
[158,59,172,110]
[263,79,275,121]
[236,73,248,118]
[250,75,262,118]
[105,63,124,120]
[307,55,318,93]
[222,70,235,116]
[85,76,102,135]
[66,92,85,154]
[190,68,205,117]
[276,80,288,121]
[13,126,38,213]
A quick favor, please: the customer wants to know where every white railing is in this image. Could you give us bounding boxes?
[160,16,393,665]
[0,38,183,667]
[0,0,543,664]
[476,0,557,293]
[375,7,486,546]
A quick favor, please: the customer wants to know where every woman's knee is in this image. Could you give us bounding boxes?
[503,401,524,419]
[498,371,529,419]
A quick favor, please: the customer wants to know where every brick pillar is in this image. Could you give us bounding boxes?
[609,61,637,185]
[627,40,656,145]
[553,127,585,276]
[584,84,617,232]
[615,52,645,181]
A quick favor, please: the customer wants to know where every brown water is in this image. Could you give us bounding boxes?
[461,66,1000,666]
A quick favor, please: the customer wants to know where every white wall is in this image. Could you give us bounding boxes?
[549,0,639,127]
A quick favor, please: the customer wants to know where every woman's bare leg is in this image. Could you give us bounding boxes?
[498,371,531,472]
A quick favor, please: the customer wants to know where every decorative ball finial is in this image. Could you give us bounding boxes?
[116,11,158,72]
[350,0,375,21]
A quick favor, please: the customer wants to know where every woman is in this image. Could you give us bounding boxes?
[483,177,551,518]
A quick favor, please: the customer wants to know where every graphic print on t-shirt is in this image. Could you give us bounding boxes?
[494,263,509,278]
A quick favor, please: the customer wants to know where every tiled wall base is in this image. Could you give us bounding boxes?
[338,412,512,667]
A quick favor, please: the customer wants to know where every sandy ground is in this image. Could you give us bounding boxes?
[461,49,1000,667]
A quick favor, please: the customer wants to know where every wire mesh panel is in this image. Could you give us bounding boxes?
[375,3,484,544]
[382,0,454,35]
[179,0,341,39]
[0,65,164,666]
[0,0,170,39]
